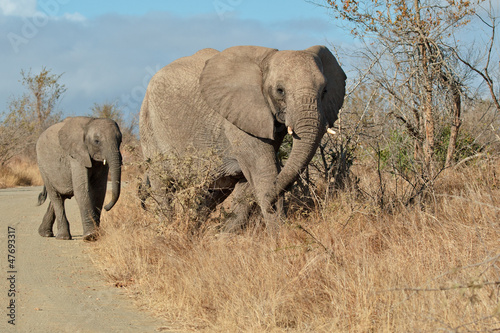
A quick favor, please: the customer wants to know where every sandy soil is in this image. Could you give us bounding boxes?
[0,186,170,333]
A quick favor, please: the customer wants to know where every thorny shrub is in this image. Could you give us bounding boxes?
[141,149,223,233]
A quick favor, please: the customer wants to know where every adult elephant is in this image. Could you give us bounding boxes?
[140,45,346,230]
[36,117,122,241]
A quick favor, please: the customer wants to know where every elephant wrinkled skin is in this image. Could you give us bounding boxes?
[140,45,346,230]
[36,117,122,241]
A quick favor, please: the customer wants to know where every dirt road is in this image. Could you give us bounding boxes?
[0,186,168,332]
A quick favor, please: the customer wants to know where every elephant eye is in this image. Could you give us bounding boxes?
[276,87,285,97]
[94,139,101,145]
[322,88,328,98]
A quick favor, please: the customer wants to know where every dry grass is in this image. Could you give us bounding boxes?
[0,158,43,189]
[91,159,500,332]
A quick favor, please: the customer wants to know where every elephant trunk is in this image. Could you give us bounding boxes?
[104,150,122,211]
[276,93,323,196]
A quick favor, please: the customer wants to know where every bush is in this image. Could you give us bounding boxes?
[435,125,483,167]
[378,130,415,175]
[142,149,222,232]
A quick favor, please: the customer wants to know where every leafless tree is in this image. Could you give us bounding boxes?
[90,102,138,147]
[20,67,66,131]
[0,68,65,164]
[318,0,495,180]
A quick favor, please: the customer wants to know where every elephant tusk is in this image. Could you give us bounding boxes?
[327,128,336,135]
[103,159,106,166]
[287,126,294,135]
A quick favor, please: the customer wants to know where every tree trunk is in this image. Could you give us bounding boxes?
[445,79,462,168]
[420,42,436,179]
[415,0,436,180]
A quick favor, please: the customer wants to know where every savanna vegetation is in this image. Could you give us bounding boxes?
[93,154,499,332]
[0,68,138,188]
[89,1,499,331]
[1,0,499,331]
[0,67,64,187]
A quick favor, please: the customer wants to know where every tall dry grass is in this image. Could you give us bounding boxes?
[91,159,500,332]
[0,158,43,189]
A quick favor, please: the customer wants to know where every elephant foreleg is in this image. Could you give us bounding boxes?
[38,201,55,237]
[222,180,255,232]
[90,176,108,229]
[74,192,100,241]
[236,154,283,232]
[72,165,100,241]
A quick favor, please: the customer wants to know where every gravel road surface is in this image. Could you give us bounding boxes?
[0,186,168,332]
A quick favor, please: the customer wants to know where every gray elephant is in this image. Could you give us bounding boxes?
[140,45,346,230]
[36,117,122,241]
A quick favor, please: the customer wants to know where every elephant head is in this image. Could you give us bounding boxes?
[200,45,346,200]
[58,117,123,211]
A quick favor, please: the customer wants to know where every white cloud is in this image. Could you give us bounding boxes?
[0,11,346,120]
[61,12,86,22]
[0,0,86,21]
[0,0,37,16]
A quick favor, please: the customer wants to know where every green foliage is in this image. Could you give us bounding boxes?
[378,126,482,173]
[435,126,482,166]
[278,134,293,165]
[378,130,414,174]
[378,125,482,166]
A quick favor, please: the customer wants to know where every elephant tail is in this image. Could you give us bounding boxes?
[37,186,47,206]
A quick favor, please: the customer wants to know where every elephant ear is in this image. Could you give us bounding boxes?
[306,45,347,128]
[200,46,278,140]
[58,117,93,168]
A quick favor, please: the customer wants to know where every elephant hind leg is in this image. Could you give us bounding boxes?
[38,201,55,237]
[138,173,151,210]
[204,188,232,212]
[49,194,72,240]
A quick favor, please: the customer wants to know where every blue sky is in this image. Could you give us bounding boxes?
[0,0,349,121]
[59,0,329,22]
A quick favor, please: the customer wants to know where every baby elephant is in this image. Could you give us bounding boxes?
[36,117,122,241]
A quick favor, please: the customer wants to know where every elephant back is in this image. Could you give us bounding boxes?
[140,48,225,161]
